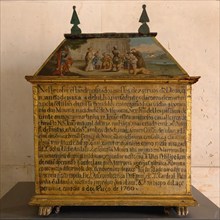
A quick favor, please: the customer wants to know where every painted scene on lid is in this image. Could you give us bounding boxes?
[37,37,187,78]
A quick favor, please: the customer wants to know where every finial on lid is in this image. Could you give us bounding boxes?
[138,4,150,34]
[70,6,81,35]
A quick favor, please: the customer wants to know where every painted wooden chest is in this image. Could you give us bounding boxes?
[25,6,200,217]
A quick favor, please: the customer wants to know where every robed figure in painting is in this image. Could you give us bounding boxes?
[85,47,94,71]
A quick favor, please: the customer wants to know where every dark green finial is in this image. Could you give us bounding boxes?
[70,6,81,35]
[138,4,150,34]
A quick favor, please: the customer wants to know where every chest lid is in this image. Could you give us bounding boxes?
[25,5,199,84]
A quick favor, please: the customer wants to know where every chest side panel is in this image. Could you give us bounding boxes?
[33,83,190,196]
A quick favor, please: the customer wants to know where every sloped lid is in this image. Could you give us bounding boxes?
[25,33,199,83]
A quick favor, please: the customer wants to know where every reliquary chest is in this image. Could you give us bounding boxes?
[25,5,200,216]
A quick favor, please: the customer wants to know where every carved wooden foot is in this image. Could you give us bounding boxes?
[164,206,171,215]
[55,206,61,214]
[38,206,53,216]
[174,206,189,216]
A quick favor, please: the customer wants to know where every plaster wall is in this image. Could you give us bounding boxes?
[1,0,219,207]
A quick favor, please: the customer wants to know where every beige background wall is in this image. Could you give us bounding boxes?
[1,1,219,207]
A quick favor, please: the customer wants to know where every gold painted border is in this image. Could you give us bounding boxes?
[29,194,197,207]
[26,77,200,84]
[33,86,40,194]
[186,85,192,194]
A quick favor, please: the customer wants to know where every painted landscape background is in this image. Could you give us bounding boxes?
[37,37,187,78]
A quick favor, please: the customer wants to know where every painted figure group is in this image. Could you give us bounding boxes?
[53,45,148,76]
[84,46,146,75]
[54,47,73,76]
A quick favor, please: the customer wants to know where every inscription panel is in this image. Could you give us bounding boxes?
[35,83,189,195]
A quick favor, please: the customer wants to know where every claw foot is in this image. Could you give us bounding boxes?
[38,206,53,216]
[174,206,189,216]
[164,206,171,215]
[55,206,61,214]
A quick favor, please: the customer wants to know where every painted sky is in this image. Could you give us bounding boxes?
[130,37,164,54]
